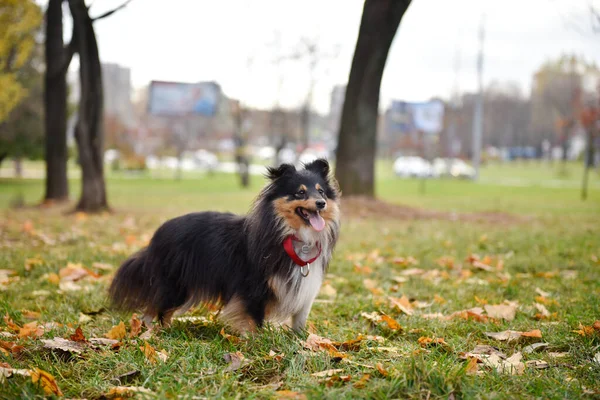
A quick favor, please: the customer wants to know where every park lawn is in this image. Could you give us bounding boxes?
[0,168,599,399]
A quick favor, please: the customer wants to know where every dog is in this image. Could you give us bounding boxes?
[108,159,340,334]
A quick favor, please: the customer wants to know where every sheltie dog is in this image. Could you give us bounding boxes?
[108,159,340,333]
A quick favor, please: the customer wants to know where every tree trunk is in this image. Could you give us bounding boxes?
[44,0,70,203]
[69,0,109,212]
[14,157,23,178]
[334,0,411,196]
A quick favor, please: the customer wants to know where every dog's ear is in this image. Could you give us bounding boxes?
[266,163,296,181]
[304,158,330,179]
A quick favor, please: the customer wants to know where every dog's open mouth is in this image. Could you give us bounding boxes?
[296,207,325,231]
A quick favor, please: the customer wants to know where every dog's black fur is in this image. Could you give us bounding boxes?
[109,159,340,332]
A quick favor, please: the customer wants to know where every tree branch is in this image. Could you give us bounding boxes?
[91,0,132,22]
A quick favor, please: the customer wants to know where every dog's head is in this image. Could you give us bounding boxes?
[264,159,340,234]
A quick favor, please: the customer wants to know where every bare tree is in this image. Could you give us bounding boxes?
[44,0,75,203]
[67,0,132,211]
[335,0,412,197]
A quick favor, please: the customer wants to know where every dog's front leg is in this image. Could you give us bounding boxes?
[291,302,314,332]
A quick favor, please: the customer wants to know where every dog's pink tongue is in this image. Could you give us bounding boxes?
[309,212,325,232]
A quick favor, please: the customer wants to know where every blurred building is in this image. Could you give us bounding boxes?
[102,63,135,128]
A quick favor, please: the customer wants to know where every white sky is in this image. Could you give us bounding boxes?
[52,0,600,113]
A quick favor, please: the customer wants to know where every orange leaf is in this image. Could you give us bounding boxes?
[105,321,126,340]
[70,326,87,342]
[3,314,20,332]
[520,329,542,338]
[140,341,158,364]
[380,315,402,331]
[376,362,388,377]
[129,314,142,338]
[19,322,44,338]
[220,328,241,344]
[465,357,479,374]
[353,373,371,388]
[31,368,63,396]
[0,340,24,356]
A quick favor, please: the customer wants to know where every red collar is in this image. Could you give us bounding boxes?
[283,235,322,266]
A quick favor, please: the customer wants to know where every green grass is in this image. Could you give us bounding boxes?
[1,163,599,399]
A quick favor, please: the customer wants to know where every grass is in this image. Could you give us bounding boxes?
[1,162,599,399]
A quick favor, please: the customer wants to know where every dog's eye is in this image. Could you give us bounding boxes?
[296,190,306,197]
[318,188,325,195]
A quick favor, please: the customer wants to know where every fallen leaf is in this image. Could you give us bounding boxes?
[353,373,371,388]
[380,314,402,331]
[70,326,87,342]
[223,351,246,372]
[360,311,382,324]
[220,328,240,344]
[459,344,507,360]
[400,268,425,276]
[129,314,142,338]
[3,314,20,332]
[523,342,549,354]
[320,283,337,298]
[24,257,43,271]
[533,303,551,320]
[92,262,114,271]
[31,368,63,396]
[448,307,490,322]
[485,329,542,342]
[0,366,31,378]
[593,352,600,365]
[526,360,550,369]
[275,390,307,399]
[548,352,569,358]
[465,357,479,374]
[0,340,24,356]
[105,386,154,398]
[389,295,413,315]
[484,302,518,321]
[19,322,44,339]
[105,321,126,340]
[481,352,525,375]
[392,256,418,267]
[311,368,343,377]
[303,333,339,352]
[89,338,119,346]
[140,341,167,364]
[376,362,388,377]
[20,310,41,320]
[535,287,551,298]
[41,338,87,354]
[418,336,448,348]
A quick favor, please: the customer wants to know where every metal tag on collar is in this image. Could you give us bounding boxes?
[300,262,310,277]
[301,244,311,255]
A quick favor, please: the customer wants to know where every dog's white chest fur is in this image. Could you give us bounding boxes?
[267,227,327,323]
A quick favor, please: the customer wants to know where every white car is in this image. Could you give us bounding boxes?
[432,158,475,179]
[393,156,433,178]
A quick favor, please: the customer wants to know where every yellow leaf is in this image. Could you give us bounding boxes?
[353,373,371,388]
[140,341,158,364]
[380,314,402,331]
[31,368,63,396]
[105,321,126,340]
[129,314,142,338]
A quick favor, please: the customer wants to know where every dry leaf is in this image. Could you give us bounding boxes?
[220,328,240,344]
[481,352,525,375]
[392,256,418,267]
[311,368,343,377]
[3,314,20,332]
[361,311,382,324]
[485,329,542,342]
[105,386,154,398]
[41,338,87,354]
[526,360,550,369]
[320,283,337,298]
[275,390,307,399]
[19,322,44,339]
[400,268,425,276]
[380,315,402,331]
[418,336,448,348]
[535,287,551,297]
[0,366,31,378]
[523,342,549,354]
[223,351,246,372]
[0,340,24,356]
[31,368,63,396]
[20,310,40,320]
[105,321,127,340]
[376,362,388,377]
[465,357,479,374]
[353,373,371,388]
[573,321,600,336]
[389,295,413,315]
[484,302,518,321]
[70,326,87,342]
[448,307,490,322]
[129,314,142,338]
[89,338,119,346]
[140,341,167,364]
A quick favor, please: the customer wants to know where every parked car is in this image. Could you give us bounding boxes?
[432,158,475,179]
[393,156,433,178]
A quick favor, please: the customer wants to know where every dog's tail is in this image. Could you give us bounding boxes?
[109,248,151,311]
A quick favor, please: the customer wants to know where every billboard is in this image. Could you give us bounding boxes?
[387,100,445,135]
[148,81,220,117]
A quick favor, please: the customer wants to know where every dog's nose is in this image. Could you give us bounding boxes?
[316,200,326,209]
